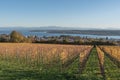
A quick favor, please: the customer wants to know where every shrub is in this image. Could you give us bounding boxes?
[10,30,31,43]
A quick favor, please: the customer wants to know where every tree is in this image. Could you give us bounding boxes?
[10,30,31,43]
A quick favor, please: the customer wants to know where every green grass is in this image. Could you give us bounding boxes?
[0,47,119,80]
[80,48,104,80]
[65,57,79,74]
[0,60,63,80]
[104,54,120,80]
[0,56,81,80]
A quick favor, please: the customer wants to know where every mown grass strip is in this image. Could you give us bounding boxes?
[104,53,120,80]
[80,48,104,80]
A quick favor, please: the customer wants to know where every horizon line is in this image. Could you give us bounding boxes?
[0,26,120,30]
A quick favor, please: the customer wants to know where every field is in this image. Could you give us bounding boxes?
[0,43,119,80]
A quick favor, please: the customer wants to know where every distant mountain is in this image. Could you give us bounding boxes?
[0,26,120,36]
[0,26,120,30]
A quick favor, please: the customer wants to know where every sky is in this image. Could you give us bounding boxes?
[0,0,120,29]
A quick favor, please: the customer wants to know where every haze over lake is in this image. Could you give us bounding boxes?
[0,27,120,40]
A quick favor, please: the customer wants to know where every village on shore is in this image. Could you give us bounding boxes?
[0,30,119,45]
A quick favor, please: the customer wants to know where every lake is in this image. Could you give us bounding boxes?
[0,29,120,40]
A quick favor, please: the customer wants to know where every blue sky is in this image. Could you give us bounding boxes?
[0,0,120,29]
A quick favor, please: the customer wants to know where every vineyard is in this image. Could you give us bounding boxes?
[0,43,119,80]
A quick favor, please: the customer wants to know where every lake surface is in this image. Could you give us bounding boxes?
[0,29,120,40]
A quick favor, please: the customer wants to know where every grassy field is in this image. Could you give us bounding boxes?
[0,43,119,80]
